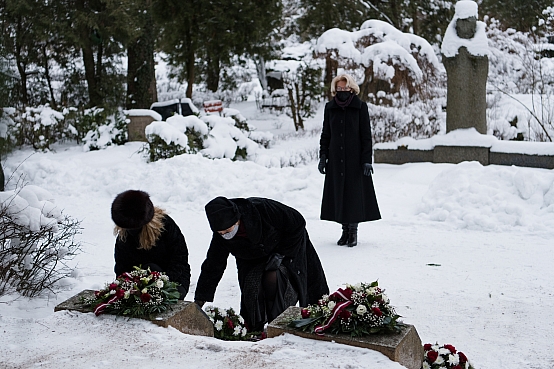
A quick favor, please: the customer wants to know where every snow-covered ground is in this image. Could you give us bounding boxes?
[1,101,554,369]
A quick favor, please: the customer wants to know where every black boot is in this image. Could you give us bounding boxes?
[337,224,348,245]
[347,223,358,247]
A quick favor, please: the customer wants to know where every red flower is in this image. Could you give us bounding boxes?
[458,352,468,363]
[140,293,151,302]
[423,343,432,351]
[427,351,438,363]
[371,307,383,317]
[226,318,234,330]
[339,309,352,320]
[444,344,457,354]
[109,283,118,290]
[301,308,310,318]
[451,366,462,369]
[115,289,125,298]
[94,290,102,297]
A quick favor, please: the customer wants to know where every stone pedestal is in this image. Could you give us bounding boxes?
[127,115,155,142]
[54,290,214,337]
[267,306,423,369]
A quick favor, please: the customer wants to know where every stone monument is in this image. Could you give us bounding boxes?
[442,0,489,134]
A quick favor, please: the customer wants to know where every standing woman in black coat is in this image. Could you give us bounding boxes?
[319,74,381,247]
[111,190,191,299]
[194,196,329,331]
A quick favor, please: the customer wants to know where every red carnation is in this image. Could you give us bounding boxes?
[115,289,125,298]
[444,344,456,354]
[452,366,462,369]
[372,307,383,317]
[339,309,352,320]
[226,319,234,330]
[301,308,310,318]
[140,293,151,302]
[109,283,118,290]
[423,343,432,351]
[458,352,468,363]
[427,351,439,363]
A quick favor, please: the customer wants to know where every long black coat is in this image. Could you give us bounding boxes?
[320,95,381,224]
[195,197,329,308]
[114,215,191,295]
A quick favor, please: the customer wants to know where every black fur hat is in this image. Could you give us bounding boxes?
[111,190,154,229]
[205,196,240,232]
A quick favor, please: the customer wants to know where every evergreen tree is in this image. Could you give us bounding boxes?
[480,0,552,32]
[126,0,157,109]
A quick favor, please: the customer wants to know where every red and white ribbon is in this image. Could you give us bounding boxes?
[313,288,354,336]
[93,295,119,316]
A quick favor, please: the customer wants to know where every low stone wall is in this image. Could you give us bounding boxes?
[375,147,554,169]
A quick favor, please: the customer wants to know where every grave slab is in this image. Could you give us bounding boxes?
[267,306,423,369]
[54,289,214,337]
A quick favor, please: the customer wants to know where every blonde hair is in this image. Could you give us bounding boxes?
[114,207,166,250]
[330,74,360,96]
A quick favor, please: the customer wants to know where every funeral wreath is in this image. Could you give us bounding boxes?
[289,281,402,337]
[422,343,475,369]
[82,266,180,318]
[204,305,261,341]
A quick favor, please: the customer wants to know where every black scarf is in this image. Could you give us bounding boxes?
[334,93,355,108]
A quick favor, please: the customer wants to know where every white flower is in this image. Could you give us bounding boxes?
[238,316,244,324]
[438,348,451,355]
[124,291,130,299]
[422,362,431,369]
[214,320,223,331]
[241,327,247,337]
[366,287,377,295]
[353,283,362,291]
[113,280,120,285]
[328,301,336,310]
[220,309,227,318]
[141,288,148,294]
[356,305,367,315]
[434,356,444,365]
[161,275,169,281]
[156,279,164,288]
[448,354,460,365]
[233,326,241,336]
[109,290,116,295]
[381,294,389,303]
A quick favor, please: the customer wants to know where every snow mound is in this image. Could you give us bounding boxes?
[418,161,554,232]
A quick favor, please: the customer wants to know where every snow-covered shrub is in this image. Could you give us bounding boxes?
[201,114,260,160]
[0,185,82,297]
[81,110,128,151]
[145,109,266,162]
[370,98,443,143]
[145,114,209,162]
[6,105,66,150]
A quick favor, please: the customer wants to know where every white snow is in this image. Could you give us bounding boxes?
[123,109,162,121]
[1,102,554,369]
[374,128,554,155]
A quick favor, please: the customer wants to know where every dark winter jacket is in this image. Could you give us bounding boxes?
[114,214,191,295]
[319,95,381,223]
[195,197,329,307]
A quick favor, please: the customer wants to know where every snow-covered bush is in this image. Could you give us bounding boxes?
[486,18,554,141]
[370,98,443,143]
[82,110,128,151]
[145,108,270,162]
[0,185,82,297]
[6,105,66,150]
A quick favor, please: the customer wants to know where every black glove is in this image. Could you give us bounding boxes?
[363,163,373,176]
[318,154,327,174]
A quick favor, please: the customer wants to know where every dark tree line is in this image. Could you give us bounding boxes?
[0,0,551,111]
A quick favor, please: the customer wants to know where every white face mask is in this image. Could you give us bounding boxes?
[220,223,239,240]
